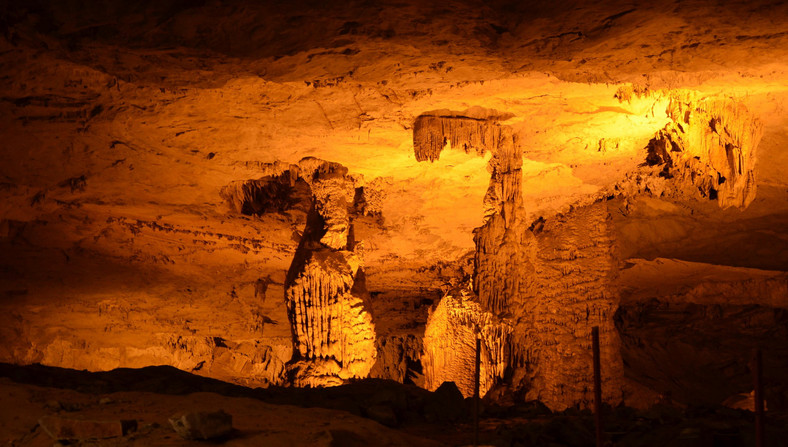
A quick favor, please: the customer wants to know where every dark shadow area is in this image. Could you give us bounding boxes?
[617,302,788,411]
[2,362,788,446]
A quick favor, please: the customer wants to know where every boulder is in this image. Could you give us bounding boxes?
[364,404,398,427]
[424,381,466,422]
[168,410,233,440]
[39,415,136,440]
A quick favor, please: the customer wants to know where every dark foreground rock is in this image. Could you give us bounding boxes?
[169,410,233,440]
[39,415,136,440]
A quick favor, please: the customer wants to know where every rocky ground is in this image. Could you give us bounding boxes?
[2,362,788,447]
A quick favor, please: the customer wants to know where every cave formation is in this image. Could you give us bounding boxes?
[1,0,788,445]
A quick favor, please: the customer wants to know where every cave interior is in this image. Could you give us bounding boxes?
[1,0,787,445]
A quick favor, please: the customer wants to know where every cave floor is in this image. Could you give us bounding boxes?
[2,363,787,447]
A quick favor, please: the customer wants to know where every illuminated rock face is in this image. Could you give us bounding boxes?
[521,204,623,409]
[284,162,377,386]
[619,94,762,210]
[422,291,511,398]
[220,170,310,217]
[413,108,514,163]
[415,110,624,409]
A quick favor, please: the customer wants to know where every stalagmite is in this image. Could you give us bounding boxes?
[421,289,511,398]
[284,160,377,386]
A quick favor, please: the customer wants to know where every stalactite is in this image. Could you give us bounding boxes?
[666,95,761,209]
[412,109,513,162]
[219,170,304,215]
[618,94,762,209]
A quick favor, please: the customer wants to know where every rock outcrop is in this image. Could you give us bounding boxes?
[284,160,377,386]
[369,334,423,384]
[617,93,763,209]
[220,170,311,216]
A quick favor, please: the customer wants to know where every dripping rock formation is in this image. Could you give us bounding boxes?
[421,289,511,398]
[284,161,377,386]
[616,93,763,209]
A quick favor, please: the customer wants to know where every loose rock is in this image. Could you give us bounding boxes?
[39,415,136,440]
[168,410,233,440]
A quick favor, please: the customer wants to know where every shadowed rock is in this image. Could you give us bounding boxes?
[169,410,233,440]
[39,415,136,440]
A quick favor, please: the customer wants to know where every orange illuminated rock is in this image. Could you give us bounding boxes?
[617,93,762,209]
[413,108,514,162]
[0,0,785,415]
[421,289,511,398]
[414,108,624,410]
[284,161,377,386]
[520,203,624,409]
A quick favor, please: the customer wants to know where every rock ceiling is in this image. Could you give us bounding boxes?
[1,0,787,409]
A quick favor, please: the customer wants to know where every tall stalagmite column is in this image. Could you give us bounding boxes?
[414,108,624,409]
[520,204,624,409]
[284,161,377,386]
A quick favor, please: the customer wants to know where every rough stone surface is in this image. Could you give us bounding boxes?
[522,203,624,409]
[0,0,786,417]
[285,162,377,386]
[615,93,762,209]
[414,110,623,410]
[168,410,233,440]
[39,415,136,440]
[421,290,511,398]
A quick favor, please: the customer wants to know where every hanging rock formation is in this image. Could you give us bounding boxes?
[414,108,624,409]
[618,93,762,209]
[220,170,311,216]
[413,107,514,162]
[284,160,377,387]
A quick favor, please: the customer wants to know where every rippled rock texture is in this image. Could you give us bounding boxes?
[284,161,377,386]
